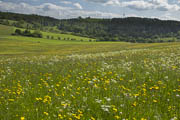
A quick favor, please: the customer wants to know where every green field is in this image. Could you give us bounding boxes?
[0,24,95,42]
[0,24,180,120]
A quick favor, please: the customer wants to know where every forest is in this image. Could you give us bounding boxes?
[1,12,180,43]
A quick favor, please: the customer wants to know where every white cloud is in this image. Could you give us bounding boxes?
[73,3,83,9]
[102,0,180,11]
[104,0,120,6]
[0,1,121,19]
[84,0,108,3]
[121,1,154,10]
[60,1,72,4]
[158,12,180,21]
[0,0,180,20]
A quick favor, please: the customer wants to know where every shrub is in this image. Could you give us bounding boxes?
[15,29,22,35]
[32,30,43,38]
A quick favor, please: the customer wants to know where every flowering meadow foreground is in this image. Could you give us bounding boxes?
[0,43,180,120]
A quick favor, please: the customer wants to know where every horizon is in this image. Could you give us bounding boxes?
[1,11,180,22]
[0,0,180,21]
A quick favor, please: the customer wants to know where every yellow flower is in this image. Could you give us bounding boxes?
[36,98,42,101]
[8,99,15,102]
[91,117,95,120]
[153,100,158,103]
[58,114,63,119]
[132,102,137,107]
[114,115,120,119]
[20,117,25,120]
[44,112,49,116]
[94,84,98,88]
[154,86,159,90]
[113,107,118,112]
[120,78,123,81]
[141,118,147,120]
[56,83,60,87]
[43,95,51,104]
[105,80,110,84]
[72,114,81,119]
[78,109,83,114]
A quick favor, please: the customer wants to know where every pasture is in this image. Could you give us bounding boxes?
[0,24,180,120]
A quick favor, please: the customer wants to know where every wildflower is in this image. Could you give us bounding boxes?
[153,100,158,103]
[120,78,123,81]
[20,117,25,120]
[172,66,177,69]
[113,107,118,112]
[170,117,178,120]
[36,97,42,101]
[132,102,137,107]
[154,86,159,90]
[8,99,15,102]
[56,83,60,87]
[94,84,98,88]
[71,95,76,99]
[43,95,51,104]
[105,97,111,102]
[78,109,83,114]
[101,105,111,112]
[114,115,120,119]
[58,114,63,119]
[44,112,49,116]
[72,114,81,119]
[91,117,95,120]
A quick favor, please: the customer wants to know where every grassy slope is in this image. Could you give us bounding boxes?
[14,26,95,42]
[0,24,95,41]
[1,24,180,56]
[0,24,14,36]
[1,34,180,56]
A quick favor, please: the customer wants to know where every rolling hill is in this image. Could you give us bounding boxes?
[1,11,180,42]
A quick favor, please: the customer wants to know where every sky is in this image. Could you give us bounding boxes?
[0,0,180,20]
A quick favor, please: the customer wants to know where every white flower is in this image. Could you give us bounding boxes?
[170,117,177,120]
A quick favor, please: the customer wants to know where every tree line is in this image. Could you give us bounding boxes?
[13,29,43,38]
[1,12,180,43]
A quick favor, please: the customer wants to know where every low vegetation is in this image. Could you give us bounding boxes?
[13,29,43,38]
[0,42,180,120]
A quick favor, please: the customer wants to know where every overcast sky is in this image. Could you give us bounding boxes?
[0,0,180,20]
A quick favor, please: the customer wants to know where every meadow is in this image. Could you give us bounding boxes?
[0,24,180,120]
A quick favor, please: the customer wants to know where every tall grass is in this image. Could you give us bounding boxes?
[0,43,180,120]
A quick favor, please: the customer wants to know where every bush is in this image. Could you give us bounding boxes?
[58,37,61,40]
[15,29,22,35]
[32,30,43,38]
[13,29,43,38]
[23,29,32,37]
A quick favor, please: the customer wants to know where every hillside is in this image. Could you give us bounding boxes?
[59,17,180,42]
[1,12,180,43]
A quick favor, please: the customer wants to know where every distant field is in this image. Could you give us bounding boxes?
[0,24,95,42]
[0,24,14,36]
[16,27,95,42]
[1,35,180,55]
